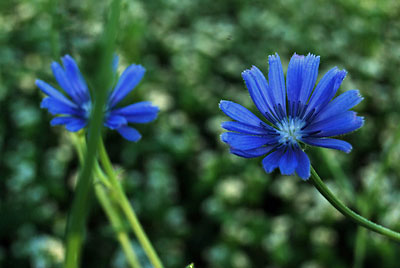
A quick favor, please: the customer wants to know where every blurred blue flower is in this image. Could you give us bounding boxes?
[36,55,159,142]
[220,53,363,179]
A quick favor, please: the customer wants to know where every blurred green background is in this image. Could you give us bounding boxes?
[1,0,400,267]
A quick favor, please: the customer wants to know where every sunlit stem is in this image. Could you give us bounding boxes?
[71,133,142,268]
[309,165,400,242]
[98,138,164,268]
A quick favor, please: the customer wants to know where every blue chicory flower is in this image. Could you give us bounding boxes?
[36,55,159,142]
[220,53,364,179]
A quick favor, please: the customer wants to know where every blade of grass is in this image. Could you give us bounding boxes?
[98,139,164,268]
[64,0,121,267]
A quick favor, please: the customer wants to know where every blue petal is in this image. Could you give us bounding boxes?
[65,118,87,132]
[61,55,91,103]
[314,90,363,122]
[286,54,304,104]
[221,121,272,135]
[40,97,83,116]
[262,148,285,173]
[36,80,77,107]
[50,117,86,132]
[219,100,267,127]
[306,67,347,116]
[50,116,77,126]
[301,137,352,153]
[279,147,297,175]
[116,126,142,142]
[51,62,83,104]
[108,64,146,107]
[294,148,310,180]
[112,101,159,123]
[241,67,278,122]
[221,132,278,151]
[305,111,364,137]
[230,146,275,158]
[105,114,128,129]
[287,53,320,107]
[267,53,286,116]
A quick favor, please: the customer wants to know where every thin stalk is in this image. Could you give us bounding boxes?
[72,134,142,268]
[309,165,400,242]
[64,1,120,266]
[49,0,60,59]
[95,183,142,268]
[98,139,164,268]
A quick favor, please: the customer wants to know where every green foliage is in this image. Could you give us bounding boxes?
[1,0,400,267]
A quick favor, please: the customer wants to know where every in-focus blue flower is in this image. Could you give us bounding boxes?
[220,53,364,179]
[36,55,159,142]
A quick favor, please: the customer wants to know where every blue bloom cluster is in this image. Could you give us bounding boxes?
[36,55,159,142]
[220,53,364,179]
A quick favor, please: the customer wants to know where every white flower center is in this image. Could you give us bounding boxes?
[276,117,305,145]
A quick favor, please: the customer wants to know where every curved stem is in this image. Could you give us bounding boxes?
[98,139,164,268]
[95,183,142,268]
[309,165,400,242]
[72,134,142,268]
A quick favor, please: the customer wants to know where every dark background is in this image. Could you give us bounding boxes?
[1,0,400,267]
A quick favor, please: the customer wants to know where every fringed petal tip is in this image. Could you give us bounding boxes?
[305,52,320,59]
[268,52,280,60]
[241,68,250,76]
[219,100,228,110]
[291,52,304,60]
[241,66,262,81]
[290,52,319,60]
[220,132,228,143]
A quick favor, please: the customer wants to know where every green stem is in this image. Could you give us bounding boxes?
[72,134,142,268]
[309,165,400,242]
[98,139,164,268]
[64,1,120,266]
[94,183,142,268]
[49,0,60,59]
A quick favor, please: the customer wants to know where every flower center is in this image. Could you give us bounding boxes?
[276,117,305,145]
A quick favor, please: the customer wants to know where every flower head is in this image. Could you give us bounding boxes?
[220,53,363,179]
[37,55,159,142]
